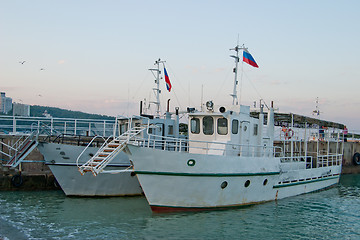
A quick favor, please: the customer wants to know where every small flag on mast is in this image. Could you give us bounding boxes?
[164,67,172,92]
[243,49,259,68]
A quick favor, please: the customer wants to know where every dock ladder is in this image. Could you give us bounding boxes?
[1,131,39,168]
[77,126,146,176]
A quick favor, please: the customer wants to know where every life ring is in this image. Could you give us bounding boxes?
[353,152,360,165]
[11,174,23,187]
[285,129,294,140]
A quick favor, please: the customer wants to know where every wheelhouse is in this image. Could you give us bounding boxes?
[188,105,270,156]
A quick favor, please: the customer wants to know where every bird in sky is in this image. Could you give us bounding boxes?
[40,68,45,71]
[19,61,25,64]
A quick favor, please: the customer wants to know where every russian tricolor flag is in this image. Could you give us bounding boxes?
[243,49,259,68]
[164,67,172,92]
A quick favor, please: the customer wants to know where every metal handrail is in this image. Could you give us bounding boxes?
[78,123,148,175]
[93,127,147,173]
[0,115,116,137]
[76,135,109,168]
[130,133,281,158]
[0,130,38,167]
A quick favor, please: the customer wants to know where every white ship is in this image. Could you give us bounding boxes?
[127,104,343,212]
[40,59,181,196]
[86,45,344,211]
[38,142,142,196]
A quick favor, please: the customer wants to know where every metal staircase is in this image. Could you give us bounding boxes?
[1,131,39,168]
[78,126,146,176]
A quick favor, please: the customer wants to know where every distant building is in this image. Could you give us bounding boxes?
[13,103,30,117]
[43,110,52,118]
[0,92,12,114]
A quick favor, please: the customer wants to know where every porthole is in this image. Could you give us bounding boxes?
[221,181,228,189]
[187,159,196,166]
[244,180,250,188]
[263,179,268,186]
[89,153,94,157]
[130,172,136,177]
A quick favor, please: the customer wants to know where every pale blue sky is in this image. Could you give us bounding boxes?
[1,1,360,130]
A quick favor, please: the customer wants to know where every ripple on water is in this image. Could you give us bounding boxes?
[0,175,359,239]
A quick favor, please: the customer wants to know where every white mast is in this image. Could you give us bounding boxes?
[149,58,166,117]
[230,45,240,105]
[313,97,321,118]
[230,44,248,105]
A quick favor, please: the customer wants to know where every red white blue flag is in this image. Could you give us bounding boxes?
[243,49,259,68]
[164,67,172,92]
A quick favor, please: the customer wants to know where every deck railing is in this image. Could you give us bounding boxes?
[129,132,343,171]
[279,153,342,171]
[131,134,282,158]
[0,115,116,137]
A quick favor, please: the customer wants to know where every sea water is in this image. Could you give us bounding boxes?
[0,174,359,240]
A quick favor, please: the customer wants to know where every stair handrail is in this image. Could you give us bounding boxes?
[7,132,32,156]
[3,130,38,167]
[92,126,148,174]
[78,124,148,176]
[75,135,110,168]
[37,121,63,137]
[18,131,36,150]
[0,141,17,158]
[12,133,31,150]
[77,115,153,175]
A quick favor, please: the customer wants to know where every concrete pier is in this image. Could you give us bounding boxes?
[342,141,360,174]
[0,148,60,191]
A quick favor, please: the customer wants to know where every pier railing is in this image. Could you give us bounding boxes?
[0,116,116,137]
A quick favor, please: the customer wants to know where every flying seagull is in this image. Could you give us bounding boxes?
[19,61,25,64]
[40,68,45,71]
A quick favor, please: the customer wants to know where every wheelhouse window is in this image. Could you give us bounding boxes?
[168,125,174,135]
[203,116,214,135]
[120,124,128,135]
[190,118,200,134]
[217,118,228,135]
[232,119,239,134]
[253,124,258,136]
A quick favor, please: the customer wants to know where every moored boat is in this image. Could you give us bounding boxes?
[39,58,181,196]
[126,105,343,212]
[38,142,142,196]
[122,45,345,212]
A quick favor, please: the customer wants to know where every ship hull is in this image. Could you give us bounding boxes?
[127,145,341,212]
[38,142,142,196]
